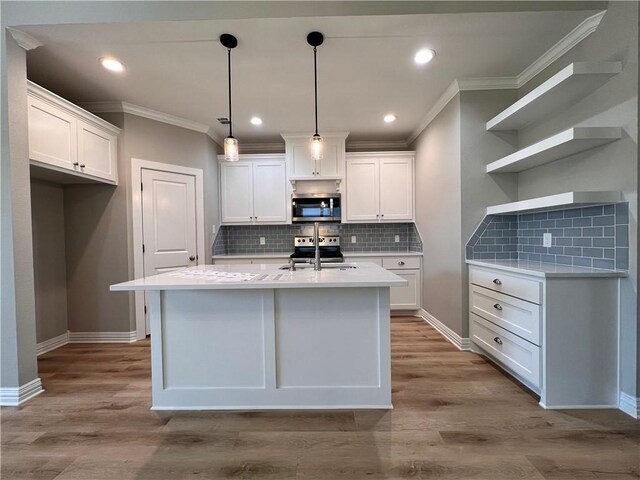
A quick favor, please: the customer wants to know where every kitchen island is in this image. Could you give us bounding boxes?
[110,263,406,410]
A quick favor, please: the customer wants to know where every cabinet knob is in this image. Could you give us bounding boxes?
[381,214,384,218]
[73,162,79,167]
[492,278,502,285]
[493,303,503,311]
[493,336,503,345]
[189,255,196,261]
[80,164,86,168]
[398,261,405,266]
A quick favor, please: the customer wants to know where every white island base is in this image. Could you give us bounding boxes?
[111,264,404,410]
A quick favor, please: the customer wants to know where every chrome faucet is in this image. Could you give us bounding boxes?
[313,221,322,271]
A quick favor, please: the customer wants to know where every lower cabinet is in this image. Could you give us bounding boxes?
[468,264,620,409]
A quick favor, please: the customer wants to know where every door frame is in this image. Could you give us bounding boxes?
[131,158,205,340]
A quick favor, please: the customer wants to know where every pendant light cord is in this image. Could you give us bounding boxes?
[227,48,233,137]
[313,46,318,136]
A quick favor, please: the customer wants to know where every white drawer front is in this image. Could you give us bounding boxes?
[382,256,420,270]
[344,256,383,266]
[471,313,540,388]
[470,285,541,346]
[389,270,421,310]
[470,266,541,305]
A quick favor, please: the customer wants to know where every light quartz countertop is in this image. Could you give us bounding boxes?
[212,251,423,260]
[111,263,407,291]
[467,259,628,278]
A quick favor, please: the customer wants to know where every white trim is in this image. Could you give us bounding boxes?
[152,404,394,411]
[131,158,206,340]
[0,378,44,406]
[518,11,606,86]
[281,132,350,141]
[540,402,619,410]
[619,392,640,419]
[418,309,471,351]
[67,331,137,343]
[406,10,606,145]
[36,332,69,356]
[7,27,43,50]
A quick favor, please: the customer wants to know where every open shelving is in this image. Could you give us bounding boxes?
[486,127,621,173]
[486,62,621,131]
[486,191,622,215]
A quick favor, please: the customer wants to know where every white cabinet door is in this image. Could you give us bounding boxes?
[317,141,340,177]
[389,270,421,310]
[28,96,78,170]
[220,162,254,223]
[346,158,379,222]
[291,143,316,178]
[379,157,414,221]
[253,160,287,223]
[77,120,117,183]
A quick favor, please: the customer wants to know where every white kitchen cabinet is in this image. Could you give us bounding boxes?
[282,133,348,180]
[345,152,414,223]
[219,155,287,225]
[27,81,120,185]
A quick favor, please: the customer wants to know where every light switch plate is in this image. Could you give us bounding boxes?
[543,232,552,247]
[395,235,400,243]
[260,237,266,245]
[351,236,357,243]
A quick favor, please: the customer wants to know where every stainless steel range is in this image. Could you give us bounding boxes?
[290,235,344,264]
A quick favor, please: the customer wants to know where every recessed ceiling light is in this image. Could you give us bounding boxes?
[100,57,125,73]
[383,114,397,123]
[414,48,436,65]
[250,116,263,126]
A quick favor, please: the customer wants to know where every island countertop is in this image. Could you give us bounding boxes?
[110,262,408,291]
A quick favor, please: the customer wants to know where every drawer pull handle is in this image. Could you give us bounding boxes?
[398,261,405,266]
[493,303,503,311]
[493,337,503,345]
[493,278,502,285]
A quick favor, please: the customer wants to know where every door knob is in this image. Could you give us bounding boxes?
[189,255,196,261]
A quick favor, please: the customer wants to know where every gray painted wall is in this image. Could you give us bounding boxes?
[1,33,39,388]
[515,2,638,397]
[31,180,68,343]
[413,96,464,334]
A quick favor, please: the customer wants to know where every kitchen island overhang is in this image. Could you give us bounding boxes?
[111,263,407,410]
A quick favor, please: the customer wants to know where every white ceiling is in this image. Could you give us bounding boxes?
[22,9,598,144]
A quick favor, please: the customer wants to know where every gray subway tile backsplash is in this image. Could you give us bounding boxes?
[466,202,629,270]
[213,222,423,256]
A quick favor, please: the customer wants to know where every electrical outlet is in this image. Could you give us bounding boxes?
[395,235,400,243]
[543,232,552,247]
[351,235,357,243]
[211,225,216,235]
[260,237,266,245]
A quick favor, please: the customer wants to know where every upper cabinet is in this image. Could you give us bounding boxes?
[345,152,415,223]
[27,81,120,185]
[282,133,348,180]
[219,155,287,225]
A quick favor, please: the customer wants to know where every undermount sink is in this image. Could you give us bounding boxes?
[279,263,358,270]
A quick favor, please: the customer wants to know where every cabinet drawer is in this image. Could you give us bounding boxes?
[344,256,383,266]
[389,270,421,310]
[471,313,540,389]
[470,267,541,304]
[382,256,420,270]
[470,285,541,346]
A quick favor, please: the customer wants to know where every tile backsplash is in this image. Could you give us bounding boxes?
[214,223,423,255]
[466,202,629,270]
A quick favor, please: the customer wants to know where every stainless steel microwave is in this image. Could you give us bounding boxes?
[291,193,341,223]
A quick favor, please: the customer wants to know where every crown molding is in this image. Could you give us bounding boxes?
[517,10,606,87]
[7,27,42,50]
[406,9,606,145]
[346,140,409,151]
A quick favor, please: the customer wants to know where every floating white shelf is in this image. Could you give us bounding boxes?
[486,127,622,173]
[486,191,622,215]
[486,62,622,131]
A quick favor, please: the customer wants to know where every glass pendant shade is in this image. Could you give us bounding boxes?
[310,134,323,161]
[224,136,239,162]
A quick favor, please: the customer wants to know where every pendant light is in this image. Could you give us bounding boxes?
[307,31,324,161]
[220,33,239,161]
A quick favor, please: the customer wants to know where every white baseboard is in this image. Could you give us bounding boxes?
[67,331,137,343]
[0,378,44,406]
[619,392,640,419]
[418,309,471,351]
[540,402,619,410]
[36,332,69,356]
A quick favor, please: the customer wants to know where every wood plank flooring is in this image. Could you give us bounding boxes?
[2,317,638,479]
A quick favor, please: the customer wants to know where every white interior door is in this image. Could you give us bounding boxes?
[379,157,414,221]
[253,160,287,223]
[346,158,379,222]
[142,169,198,333]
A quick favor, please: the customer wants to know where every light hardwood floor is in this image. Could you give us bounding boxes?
[2,317,638,479]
